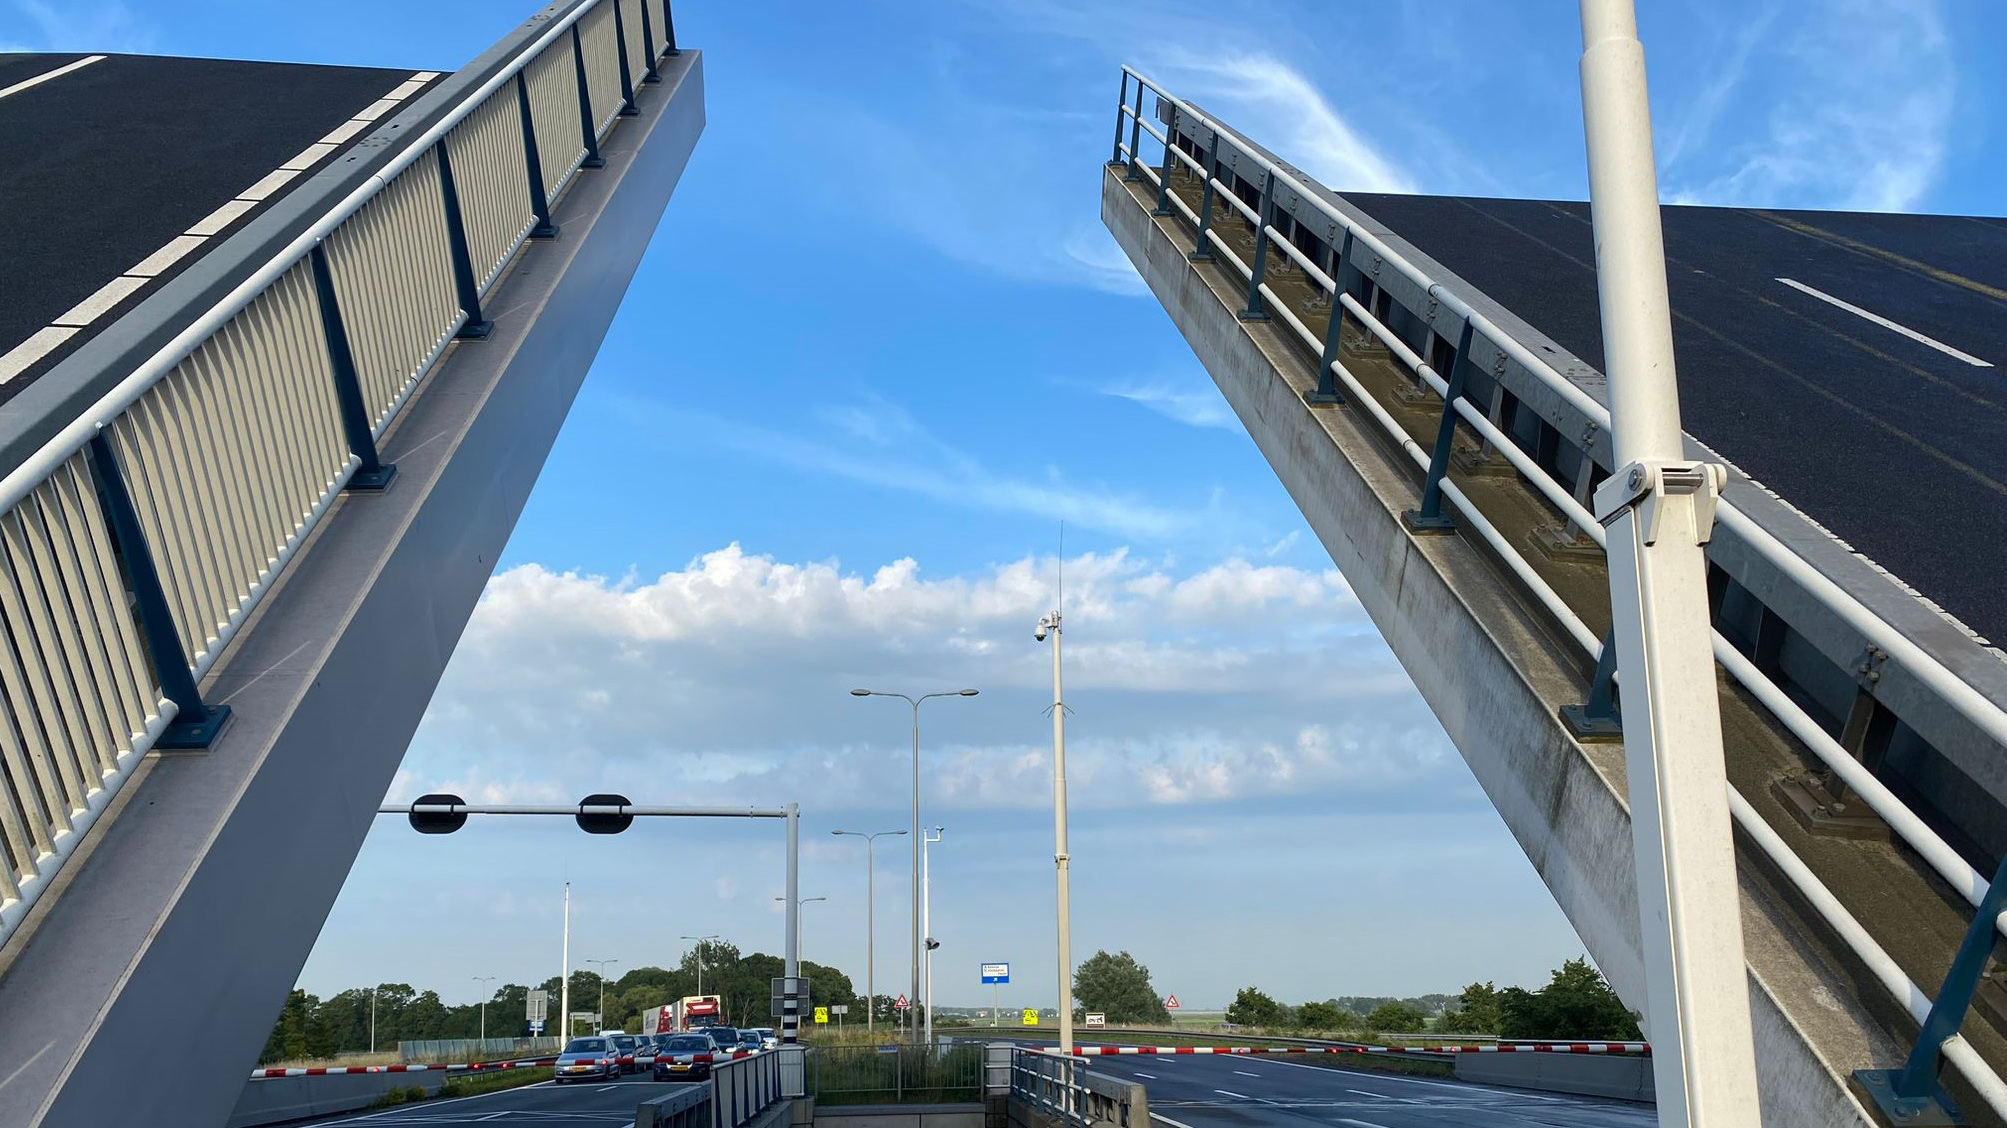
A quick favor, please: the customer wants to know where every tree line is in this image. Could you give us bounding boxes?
[260,939,861,1063]
[1069,950,1641,1041]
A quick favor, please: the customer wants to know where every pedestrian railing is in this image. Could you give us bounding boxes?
[1008,1048,1145,1128]
[0,0,681,954]
[804,1043,985,1105]
[1110,66,2007,1121]
[712,1046,787,1128]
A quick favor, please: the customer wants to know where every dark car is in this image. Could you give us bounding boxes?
[737,1030,763,1054]
[554,1037,619,1084]
[642,1032,679,1062]
[704,1026,742,1057]
[606,1033,643,1074]
[651,1032,721,1082]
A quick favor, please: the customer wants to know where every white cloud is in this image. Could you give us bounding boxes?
[393,546,1454,817]
[2,0,155,52]
[1100,378,1236,430]
[1662,0,1953,211]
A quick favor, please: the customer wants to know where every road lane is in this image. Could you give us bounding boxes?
[1080,1049,1653,1128]
[290,1072,695,1125]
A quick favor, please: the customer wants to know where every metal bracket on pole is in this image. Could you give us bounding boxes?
[1403,318,1478,532]
[1853,851,2007,1125]
[1303,229,1356,406]
[572,26,605,170]
[1594,460,1725,545]
[516,73,560,239]
[309,244,397,492]
[611,0,640,115]
[1238,171,1274,322]
[638,0,661,83]
[434,138,494,340]
[1188,131,1220,264]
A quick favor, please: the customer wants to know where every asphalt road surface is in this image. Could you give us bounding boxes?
[1086,1051,1654,1128]
[289,1073,688,1126]
[1340,193,2007,649]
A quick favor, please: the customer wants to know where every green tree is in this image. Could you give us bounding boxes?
[1437,981,1502,1035]
[1498,958,1641,1040]
[1294,1001,1346,1031]
[1073,951,1171,1024]
[1364,1002,1427,1032]
[1224,987,1290,1028]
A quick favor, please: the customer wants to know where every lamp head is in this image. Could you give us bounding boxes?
[850,688,872,697]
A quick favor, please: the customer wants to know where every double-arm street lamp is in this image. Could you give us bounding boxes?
[775,896,828,964]
[679,936,720,996]
[586,959,619,1030]
[850,687,978,1039]
[833,828,904,1035]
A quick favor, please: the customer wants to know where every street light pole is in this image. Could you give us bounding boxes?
[851,687,978,1042]
[586,959,619,1030]
[775,896,828,964]
[833,828,905,1037]
[679,935,720,996]
[471,976,496,1043]
[1036,610,1075,1054]
[1576,2,1758,1123]
[923,827,943,1046]
[560,883,572,1040]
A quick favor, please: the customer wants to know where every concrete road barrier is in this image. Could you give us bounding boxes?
[226,1070,449,1126]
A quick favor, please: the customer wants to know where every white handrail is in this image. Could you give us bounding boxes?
[1122,65,2007,762]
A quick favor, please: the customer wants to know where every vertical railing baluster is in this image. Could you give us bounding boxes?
[612,0,639,115]
[516,72,560,239]
[662,0,679,55]
[84,433,231,749]
[1238,170,1274,321]
[309,245,398,492]
[1403,317,1477,532]
[573,25,606,169]
[1305,228,1356,405]
[1152,108,1176,216]
[434,138,494,340]
[1124,80,1145,182]
[1110,72,1129,165]
[639,0,661,83]
[1189,128,1219,263]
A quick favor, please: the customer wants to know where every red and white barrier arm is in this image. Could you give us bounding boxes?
[1061,1043,1650,1057]
[250,1056,559,1080]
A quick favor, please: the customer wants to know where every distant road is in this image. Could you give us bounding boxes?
[288,1072,678,1125]
[1081,1047,1653,1128]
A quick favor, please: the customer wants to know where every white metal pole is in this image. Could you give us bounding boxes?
[867,837,876,1036]
[1047,611,1076,1054]
[1577,2,1759,1123]
[924,827,941,1046]
[369,988,376,1054]
[910,701,922,1045]
[784,803,800,1045]
[560,883,571,1042]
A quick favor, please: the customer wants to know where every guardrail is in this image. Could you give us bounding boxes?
[1008,1048,1145,1128]
[1110,66,2007,1121]
[805,1043,986,1105]
[0,0,678,955]
[638,1082,713,1128]
[712,1046,787,1128]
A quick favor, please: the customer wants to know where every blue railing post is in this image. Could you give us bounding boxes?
[84,432,231,749]
[309,244,397,492]
[1109,71,1129,165]
[1124,80,1144,182]
[516,72,560,239]
[1237,170,1274,322]
[639,0,661,83]
[1188,129,1219,264]
[1304,229,1357,405]
[611,0,639,115]
[433,138,494,340]
[1561,632,1624,740]
[1402,317,1477,533]
[572,25,605,169]
[1855,852,2007,1123]
[661,0,679,55]
[1152,109,1176,217]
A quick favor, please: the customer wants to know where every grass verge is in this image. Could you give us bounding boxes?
[439,1066,556,1098]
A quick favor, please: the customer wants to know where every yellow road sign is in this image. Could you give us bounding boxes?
[1022,1008,1040,1026]
[814,1006,829,1025]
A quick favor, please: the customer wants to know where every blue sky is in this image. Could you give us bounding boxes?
[9,0,2003,1017]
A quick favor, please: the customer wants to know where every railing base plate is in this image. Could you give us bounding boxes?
[1558,704,1623,743]
[1401,509,1456,535]
[1853,1069,1961,1126]
[346,464,399,492]
[157,704,233,750]
[456,319,496,340]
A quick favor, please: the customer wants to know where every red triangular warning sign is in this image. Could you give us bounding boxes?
[1165,994,1180,1009]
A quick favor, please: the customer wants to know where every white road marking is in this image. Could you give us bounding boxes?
[597,1083,623,1090]
[0,327,78,384]
[1232,1069,1260,1077]
[1778,277,1994,367]
[1133,1071,1157,1079]
[1337,1119,1396,1128]
[1260,1054,1566,1101]
[0,55,106,101]
[1149,1114,1204,1128]
[1213,1088,1249,1099]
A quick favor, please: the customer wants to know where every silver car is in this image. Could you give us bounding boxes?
[553,1036,619,1084]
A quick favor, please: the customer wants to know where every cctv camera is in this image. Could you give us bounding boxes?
[1034,624,1047,641]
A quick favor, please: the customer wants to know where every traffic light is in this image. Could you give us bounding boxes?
[407,793,468,834]
[575,793,634,834]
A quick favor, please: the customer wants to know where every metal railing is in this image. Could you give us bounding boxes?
[1111,66,2007,1120]
[712,1046,786,1128]
[1008,1048,1144,1128]
[0,0,681,953]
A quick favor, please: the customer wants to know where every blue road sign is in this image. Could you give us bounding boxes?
[981,962,1010,985]
[530,1019,544,1034]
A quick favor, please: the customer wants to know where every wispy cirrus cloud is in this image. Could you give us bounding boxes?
[1099,378,1236,431]
[1662,0,1953,211]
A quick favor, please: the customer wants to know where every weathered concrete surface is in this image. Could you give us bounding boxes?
[1102,165,1897,1128]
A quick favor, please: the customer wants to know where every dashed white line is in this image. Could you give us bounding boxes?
[1231,1069,1260,1077]
[1336,1119,1395,1128]
[1213,1088,1249,1099]
[1133,1071,1157,1079]
[1149,1114,1203,1128]
[0,55,106,101]
[0,327,78,384]
[1778,277,1994,368]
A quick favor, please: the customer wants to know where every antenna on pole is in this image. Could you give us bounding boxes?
[1056,521,1064,616]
